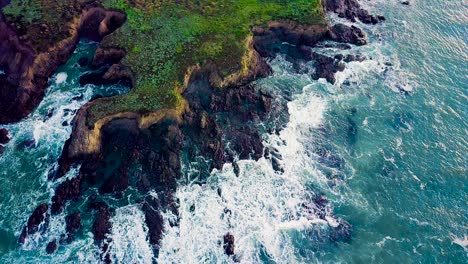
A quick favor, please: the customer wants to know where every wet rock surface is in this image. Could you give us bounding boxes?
[223,233,235,256]
[0,128,10,144]
[16,0,382,258]
[46,240,57,254]
[326,0,384,24]
[329,24,367,46]
[19,203,49,244]
[64,212,82,243]
[0,3,126,124]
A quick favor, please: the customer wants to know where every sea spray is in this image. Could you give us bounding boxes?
[157,56,340,263]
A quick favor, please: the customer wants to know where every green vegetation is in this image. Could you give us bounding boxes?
[2,0,86,51]
[90,0,324,124]
[2,0,325,124]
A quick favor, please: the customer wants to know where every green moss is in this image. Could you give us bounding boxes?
[3,0,325,124]
[90,0,324,125]
[1,0,88,51]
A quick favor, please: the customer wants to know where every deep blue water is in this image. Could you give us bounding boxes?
[0,0,466,263]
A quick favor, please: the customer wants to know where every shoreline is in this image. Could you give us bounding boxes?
[1,0,386,261]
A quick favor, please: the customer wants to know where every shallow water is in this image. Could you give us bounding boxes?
[0,0,467,263]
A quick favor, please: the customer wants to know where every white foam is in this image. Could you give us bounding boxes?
[109,205,155,263]
[158,67,333,262]
[451,235,468,251]
[55,72,68,84]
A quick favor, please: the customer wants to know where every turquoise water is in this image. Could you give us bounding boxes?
[0,0,467,263]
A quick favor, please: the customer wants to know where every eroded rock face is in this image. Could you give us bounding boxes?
[0,5,126,124]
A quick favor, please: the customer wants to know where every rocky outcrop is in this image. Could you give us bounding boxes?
[46,240,57,254]
[19,0,382,257]
[89,201,114,264]
[329,24,367,46]
[65,212,82,243]
[51,174,82,214]
[19,203,49,244]
[223,233,235,256]
[0,128,9,144]
[326,0,384,24]
[252,20,329,58]
[0,5,126,124]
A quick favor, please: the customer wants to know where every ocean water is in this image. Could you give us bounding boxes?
[0,0,467,263]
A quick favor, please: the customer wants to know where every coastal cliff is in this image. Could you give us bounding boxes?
[3,0,384,261]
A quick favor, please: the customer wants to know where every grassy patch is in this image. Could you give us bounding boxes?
[91,0,324,124]
[2,0,325,124]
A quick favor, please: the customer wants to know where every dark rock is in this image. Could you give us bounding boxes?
[89,202,113,264]
[89,202,113,241]
[78,57,89,67]
[329,24,367,46]
[142,197,164,245]
[329,219,352,243]
[72,93,84,101]
[0,128,9,144]
[19,203,49,244]
[51,175,82,214]
[44,108,54,120]
[91,47,126,68]
[233,161,240,177]
[401,1,410,5]
[0,0,10,8]
[65,212,81,243]
[223,233,235,256]
[46,240,57,254]
[309,52,348,84]
[0,145,4,154]
[326,0,381,24]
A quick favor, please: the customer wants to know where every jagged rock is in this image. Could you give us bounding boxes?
[142,197,164,245]
[51,175,82,214]
[223,233,235,256]
[252,20,329,58]
[89,202,113,264]
[91,47,126,68]
[329,24,367,46]
[65,212,82,243]
[0,128,9,144]
[0,6,126,124]
[19,204,49,244]
[326,0,382,24]
[46,240,57,254]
